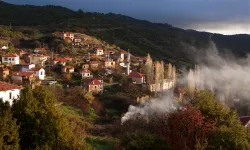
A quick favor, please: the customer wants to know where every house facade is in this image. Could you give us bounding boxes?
[90,61,100,70]
[144,80,174,92]
[128,72,145,84]
[62,32,74,41]
[34,48,46,54]
[84,79,103,94]
[61,66,74,73]
[2,53,19,65]
[15,64,36,72]
[96,48,104,56]
[0,81,22,105]
[82,63,90,70]
[103,60,116,68]
[30,54,48,66]
[81,69,93,78]
[54,57,68,66]
[73,38,81,45]
[28,68,45,80]
[12,72,35,85]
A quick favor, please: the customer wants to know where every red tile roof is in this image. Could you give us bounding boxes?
[177,88,186,94]
[128,72,144,78]
[3,53,18,57]
[55,57,68,62]
[64,56,72,59]
[81,69,91,73]
[97,48,103,50]
[29,68,42,71]
[12,72,34,77]
[0,81,22,91]
[239,116,250,126]
[89,79,102,85]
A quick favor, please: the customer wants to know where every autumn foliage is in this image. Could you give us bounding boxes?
[163,104,216,150]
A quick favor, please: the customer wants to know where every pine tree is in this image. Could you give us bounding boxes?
[145,54,154,84]
[12,86,90,149]
[0,101,19,150]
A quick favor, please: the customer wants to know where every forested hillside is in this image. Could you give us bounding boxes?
[0,1,250,66]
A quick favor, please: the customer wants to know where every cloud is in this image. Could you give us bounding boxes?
[3,0,250,34]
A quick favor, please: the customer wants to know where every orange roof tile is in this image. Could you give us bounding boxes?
[12,72,34,77]
[81,69,91,73]
[0,81,22,91]
[3,53,18,57]
[29,68,42,71]
[128,72,144,78]
[89,79,102,85]
[55,57,68,62]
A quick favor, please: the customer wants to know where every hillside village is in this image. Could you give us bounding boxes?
[1,1,250,149]
[0,30,178,105]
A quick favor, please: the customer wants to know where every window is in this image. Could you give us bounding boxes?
[4,57,8,61]
[95,86,97,89]
[12,58,14,61]
[9,92,12,99]
[8,58,11,61]
[40,71,43,75]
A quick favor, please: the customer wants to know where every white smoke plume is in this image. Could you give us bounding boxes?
[121,41,250,123]
[188,41,250,103]
[121,92,177,124]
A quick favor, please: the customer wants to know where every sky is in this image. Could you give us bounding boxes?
[3,0,250,35]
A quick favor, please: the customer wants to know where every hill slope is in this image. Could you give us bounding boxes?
[0,1,250,66]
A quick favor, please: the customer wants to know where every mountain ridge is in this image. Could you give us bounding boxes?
[0,0,250,66]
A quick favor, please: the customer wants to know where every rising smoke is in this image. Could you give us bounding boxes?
[121,41,250,123]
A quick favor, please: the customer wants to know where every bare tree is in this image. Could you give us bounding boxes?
[167,63,172,79]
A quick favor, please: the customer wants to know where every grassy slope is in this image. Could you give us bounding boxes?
[59,105,116,150]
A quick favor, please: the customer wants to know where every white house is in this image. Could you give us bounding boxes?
[96,48,104,56]
[128,72,145,84]
[34,48,46,54]
[28,68,45,80]
[0,81,22,105]
[2,53,19,65]
[1,46,8,50]
[62,32,74,41]
[81,69,93,78]
[145,79,174,92]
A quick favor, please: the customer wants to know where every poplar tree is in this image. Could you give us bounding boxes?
[167,63,172,79]
[145,54,154,84]
[172,66,176,85]
[188,69,195,93]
